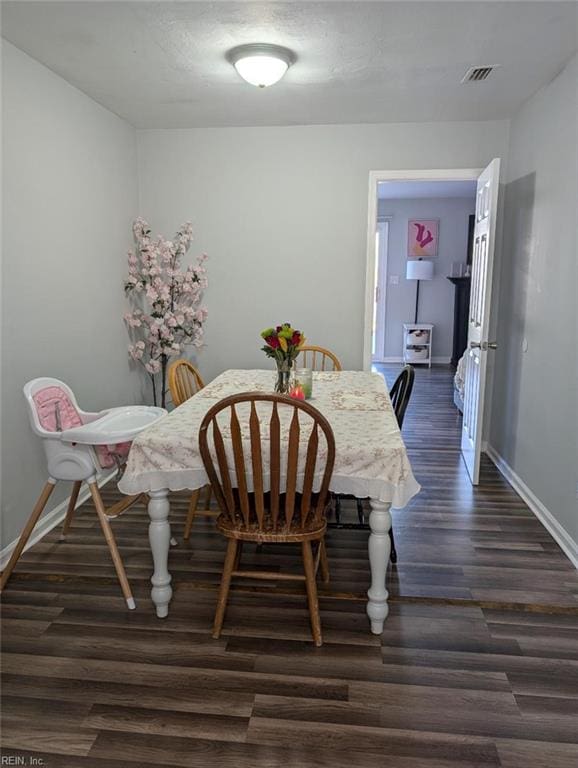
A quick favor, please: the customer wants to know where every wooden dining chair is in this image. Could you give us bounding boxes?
[168,359,205,407]
[332,365,415,564]
[167,359,212,539]
[199,393,336,646]
[298,345,342,372]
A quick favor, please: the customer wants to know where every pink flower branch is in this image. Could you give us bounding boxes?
[124,218,208,408]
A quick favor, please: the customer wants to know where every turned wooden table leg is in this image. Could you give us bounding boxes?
[366,498,392,634]
[147,489,173,618]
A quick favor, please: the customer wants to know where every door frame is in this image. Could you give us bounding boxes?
[363,168,482,371]
[372,218,390,363]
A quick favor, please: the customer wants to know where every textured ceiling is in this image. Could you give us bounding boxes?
[2,1,576,128]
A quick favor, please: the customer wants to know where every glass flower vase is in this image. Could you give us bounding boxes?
[274,359,292,394]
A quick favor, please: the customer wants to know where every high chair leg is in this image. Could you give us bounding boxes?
[184,488,201,541]
[104,492,143,519]
[88,482,135,610]
[0,480,56,592]
[61,481,82,540]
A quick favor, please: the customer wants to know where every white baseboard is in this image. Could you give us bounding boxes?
[486,444,578,569]
[0,471,115,570]
[374,356,452,364]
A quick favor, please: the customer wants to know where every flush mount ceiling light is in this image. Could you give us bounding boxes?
[227,44,296,88]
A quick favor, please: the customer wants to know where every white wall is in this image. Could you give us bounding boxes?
[490,54,578,558]
[137,121,508,382]
[1,42,139,546]
[377,196,475,360]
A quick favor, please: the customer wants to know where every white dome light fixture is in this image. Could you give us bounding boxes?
[228,44,295,88]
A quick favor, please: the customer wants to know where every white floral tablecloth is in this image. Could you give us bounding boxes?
[119,369,420,509]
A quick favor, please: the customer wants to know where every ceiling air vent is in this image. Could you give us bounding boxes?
[461,66,497,83]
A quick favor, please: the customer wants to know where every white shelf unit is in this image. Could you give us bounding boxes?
[403,323,433,368]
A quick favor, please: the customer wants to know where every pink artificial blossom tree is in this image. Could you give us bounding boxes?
[124,218,208,408]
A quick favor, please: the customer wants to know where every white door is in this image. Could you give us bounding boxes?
[461,159,501,483]
[371,220,389,361]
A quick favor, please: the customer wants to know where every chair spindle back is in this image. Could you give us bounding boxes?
[168,359,205,407]
[298,345,342,372]
[199,393,335,533]
[389,365,415,429]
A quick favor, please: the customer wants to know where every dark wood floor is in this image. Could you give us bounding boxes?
[2,365,577,767]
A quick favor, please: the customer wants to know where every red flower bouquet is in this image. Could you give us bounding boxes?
[260,323,306,393]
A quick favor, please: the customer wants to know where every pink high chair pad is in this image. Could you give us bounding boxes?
[33,386,82,431]
[33,386,130,469]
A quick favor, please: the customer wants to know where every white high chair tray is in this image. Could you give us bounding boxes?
[61,406,166,445]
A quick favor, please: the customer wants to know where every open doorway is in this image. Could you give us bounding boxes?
[364,164,502,484]
[370,179,477,369]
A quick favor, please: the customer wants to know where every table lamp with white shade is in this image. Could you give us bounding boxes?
[406,259,434,324]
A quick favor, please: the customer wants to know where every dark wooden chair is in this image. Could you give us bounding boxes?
[389,364,415,432]
[332,365,415,564]
[199,393,336,646]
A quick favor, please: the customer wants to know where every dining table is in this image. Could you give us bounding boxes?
[118,368,420,634]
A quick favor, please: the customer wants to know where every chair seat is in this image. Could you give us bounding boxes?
[216,512,326,543]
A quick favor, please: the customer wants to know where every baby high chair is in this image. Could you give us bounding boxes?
[0,378,166,608]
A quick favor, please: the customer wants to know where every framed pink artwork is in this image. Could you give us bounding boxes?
[408,219,439,258]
